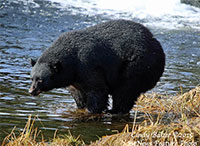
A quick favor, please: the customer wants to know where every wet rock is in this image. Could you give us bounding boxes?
[181,0,200,8]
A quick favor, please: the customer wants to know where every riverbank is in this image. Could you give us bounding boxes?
[2,86,200,145]
[92,86,200,145]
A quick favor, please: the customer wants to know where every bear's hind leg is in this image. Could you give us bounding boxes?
[86,89,109,114]
[82,70,110,114]
[68,85,87,109]
[111,85,140,114]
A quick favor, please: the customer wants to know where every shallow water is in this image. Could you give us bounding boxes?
[0,0,200,144]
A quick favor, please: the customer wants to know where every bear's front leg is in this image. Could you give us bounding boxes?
[68,85,87,109]
[86,90,109,114]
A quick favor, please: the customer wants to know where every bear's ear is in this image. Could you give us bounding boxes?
[30,58,37,67]
[50,61,62,73]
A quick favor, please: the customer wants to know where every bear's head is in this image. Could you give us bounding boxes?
[29,59,62,96]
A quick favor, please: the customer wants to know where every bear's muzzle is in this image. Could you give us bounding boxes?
[29,84,41,96]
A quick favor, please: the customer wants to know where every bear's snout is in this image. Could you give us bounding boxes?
[29,83,41,96]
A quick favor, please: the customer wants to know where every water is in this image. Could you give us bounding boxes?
[0,0,200,144]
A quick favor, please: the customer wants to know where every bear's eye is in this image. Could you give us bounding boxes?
[35,78,43,83]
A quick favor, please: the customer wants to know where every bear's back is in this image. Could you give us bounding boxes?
[63,20,156,61]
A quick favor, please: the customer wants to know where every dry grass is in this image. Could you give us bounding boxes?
[2,86,200,146]
[2,116,84,146]
[91,114,200,146]
[135,86,200,116]
[2,116,45,146]
[63,108,106,121]
[50,131,84,146]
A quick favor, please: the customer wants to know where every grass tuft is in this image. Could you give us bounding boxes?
[2,115,45,146]
[2,116,84,146]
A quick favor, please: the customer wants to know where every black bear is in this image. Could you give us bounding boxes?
[29,19,165,114]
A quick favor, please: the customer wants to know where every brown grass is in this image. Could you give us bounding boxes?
[2,116,45,146]
[90,114,200,146]
[2,116,84,146]
[135,86,200,116]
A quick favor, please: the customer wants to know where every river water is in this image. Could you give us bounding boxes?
[0,0,200,144]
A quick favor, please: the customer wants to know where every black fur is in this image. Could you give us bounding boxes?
[29,19,165,114]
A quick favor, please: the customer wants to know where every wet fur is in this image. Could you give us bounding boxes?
[30,20,165,114]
